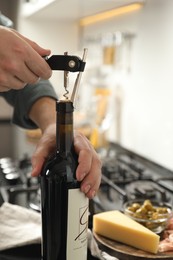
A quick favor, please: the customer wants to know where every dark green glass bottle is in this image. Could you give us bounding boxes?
[40,100,89,260]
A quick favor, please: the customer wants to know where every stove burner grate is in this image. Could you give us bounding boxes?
[125,180,169,202]
[102,160,140,184]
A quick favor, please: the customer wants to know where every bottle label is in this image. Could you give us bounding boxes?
[67,189,89,260]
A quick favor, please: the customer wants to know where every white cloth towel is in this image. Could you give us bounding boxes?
[0,202,41,251]
[0,202,119,259]
[87,229,119,260]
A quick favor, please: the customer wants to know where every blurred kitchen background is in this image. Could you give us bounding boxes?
[1,0,173,171]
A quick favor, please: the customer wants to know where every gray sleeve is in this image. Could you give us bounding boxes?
[1,79,58,129]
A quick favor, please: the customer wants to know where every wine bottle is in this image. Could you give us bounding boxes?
[40,99,89,260]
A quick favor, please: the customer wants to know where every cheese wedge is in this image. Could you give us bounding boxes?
[93,210,160,254]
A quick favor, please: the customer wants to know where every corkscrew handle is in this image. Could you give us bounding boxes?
[45,54,86,72]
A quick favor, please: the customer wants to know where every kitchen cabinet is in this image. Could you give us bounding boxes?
[21,0,138,20]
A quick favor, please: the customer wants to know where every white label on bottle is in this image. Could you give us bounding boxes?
[67,188,89,260]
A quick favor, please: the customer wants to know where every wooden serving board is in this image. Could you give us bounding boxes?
[94,232,173,260]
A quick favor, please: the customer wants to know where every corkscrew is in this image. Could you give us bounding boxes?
[63,51,69,100]
[45,48,87,104]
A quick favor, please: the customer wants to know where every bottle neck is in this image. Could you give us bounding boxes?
[56,100,74,157]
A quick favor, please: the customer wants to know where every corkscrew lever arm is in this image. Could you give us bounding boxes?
[71,48,88,104]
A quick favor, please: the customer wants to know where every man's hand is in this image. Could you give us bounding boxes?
[0,26,52,92]
[31,125,102,199]
[29,97,102,199]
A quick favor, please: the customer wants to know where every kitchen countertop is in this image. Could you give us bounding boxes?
[0,244,98,260]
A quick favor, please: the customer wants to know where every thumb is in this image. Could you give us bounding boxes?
[31,156,45,177]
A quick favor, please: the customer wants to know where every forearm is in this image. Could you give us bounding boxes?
[28,97,56,132]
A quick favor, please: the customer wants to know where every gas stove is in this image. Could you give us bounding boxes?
[0,156,39,209]
[90,143,173,217]
[0,143,173,219]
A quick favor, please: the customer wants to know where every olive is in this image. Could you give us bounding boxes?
[156,207,168,214]
[131,203,141,210]
[143,200,153,211]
